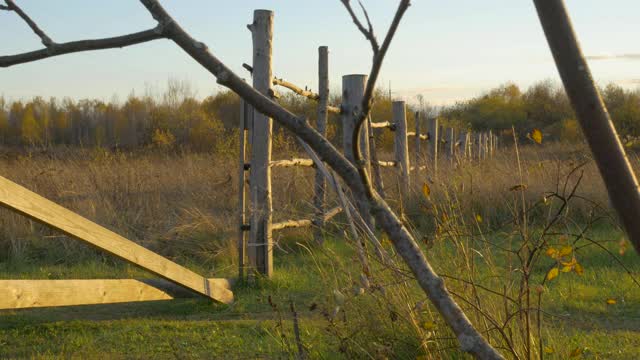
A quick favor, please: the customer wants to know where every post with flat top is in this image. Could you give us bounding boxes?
[427,117,439,177]
[393,101,410,197]
[342,74,373,228]
[248,9,274,278]
[313,46,329,244]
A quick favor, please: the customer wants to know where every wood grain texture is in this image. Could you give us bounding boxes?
[0,175,233,304]
[0,278,232,310]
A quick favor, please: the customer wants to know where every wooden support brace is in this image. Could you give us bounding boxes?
[0,175,233,304]
[0,278,232,310]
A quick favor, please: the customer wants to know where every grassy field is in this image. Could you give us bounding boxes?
[0,144,638,359]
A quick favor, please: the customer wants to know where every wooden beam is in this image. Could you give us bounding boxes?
[0,278,231,310]
[0,175,233,304]
[377,160,396,167]
[272,77,320,101]
[272,206,342,231]
[370,121,393,129]
[270,158,314,168]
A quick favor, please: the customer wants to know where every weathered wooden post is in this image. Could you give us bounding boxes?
[393,101,410,196]
[427,117,439,177]
[415,111,421,162]
[458,130,467,162]
[248,9,274,277]
[238,99,249,279]
[313,46,329,244]
[342,74,373,227]
[447,127,455,163]
[477,132,483,161]
[488,130,494,158]
[484,132,489,160]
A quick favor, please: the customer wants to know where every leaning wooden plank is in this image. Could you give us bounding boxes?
[0,278,231,310]
[0,175,233,304]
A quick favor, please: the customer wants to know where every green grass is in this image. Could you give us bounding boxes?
[0,227,638,359]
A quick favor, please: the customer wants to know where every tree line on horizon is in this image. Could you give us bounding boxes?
[1,79,639,152]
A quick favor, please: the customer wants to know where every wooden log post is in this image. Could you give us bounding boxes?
[313,46,329,244]
[484,132,489,160]
[393,101,410,197]
[238,99,249,279]
[427,117,439,177]
[447,127,455,163]
[342,74,373,227]
[458,130,467,163]
[368,116,386,197]
[488,129,494,158]
[248,9,274,278]
[476,132,482,161]
[414,111,421,164]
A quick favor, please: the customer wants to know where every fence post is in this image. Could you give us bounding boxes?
[393,101,410,197]
[415,111,421,163]
[248,9,274,278]
[477,132,481,161]
[488,130,494,158]
[458,129,466,162]
[368,116,386,197]
[238,99,249,279]
[342,74,373,227]
[447,127,455,163]
[427,117,439,177]
[313,46,329,245]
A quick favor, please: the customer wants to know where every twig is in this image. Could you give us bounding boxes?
[340,0,379,52]
[4,0,54,46]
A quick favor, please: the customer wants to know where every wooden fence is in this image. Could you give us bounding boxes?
[238,10,501,279]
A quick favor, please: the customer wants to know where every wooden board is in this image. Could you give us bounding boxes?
[0,175,233,304]
[0,278,231,310]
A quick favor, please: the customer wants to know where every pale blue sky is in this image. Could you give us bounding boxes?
[1,0,639,105]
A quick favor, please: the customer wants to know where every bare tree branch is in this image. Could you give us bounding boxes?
[533,0,640,255]
[0,28,165,68]
[0,4,9,10]
[340,0,379,52]
[4,0,54,46]
[346,0,411,199]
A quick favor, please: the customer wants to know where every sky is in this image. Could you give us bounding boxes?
[1,0,639,106]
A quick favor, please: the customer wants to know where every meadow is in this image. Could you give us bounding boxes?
[0,141,638,359]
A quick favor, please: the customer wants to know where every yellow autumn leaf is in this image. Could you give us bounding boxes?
[531,128,543,144]
[561,265,573,273]
[559,245,573,257]
[422,182,431,198]
[606,298,617,305]
[475,214,483,223]
[561,257,577,267]
[569,347,583,358]
[547,267,559,281]
[543,345,554,354]
[574,262,584,275]
[546,247,558,259]
[421,321,436,331]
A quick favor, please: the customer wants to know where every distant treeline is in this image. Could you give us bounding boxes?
[1,79,638,151]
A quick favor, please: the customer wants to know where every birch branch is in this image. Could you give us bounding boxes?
[533,0,640,255]
[0,28,165,68]
[4,0,54,46]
